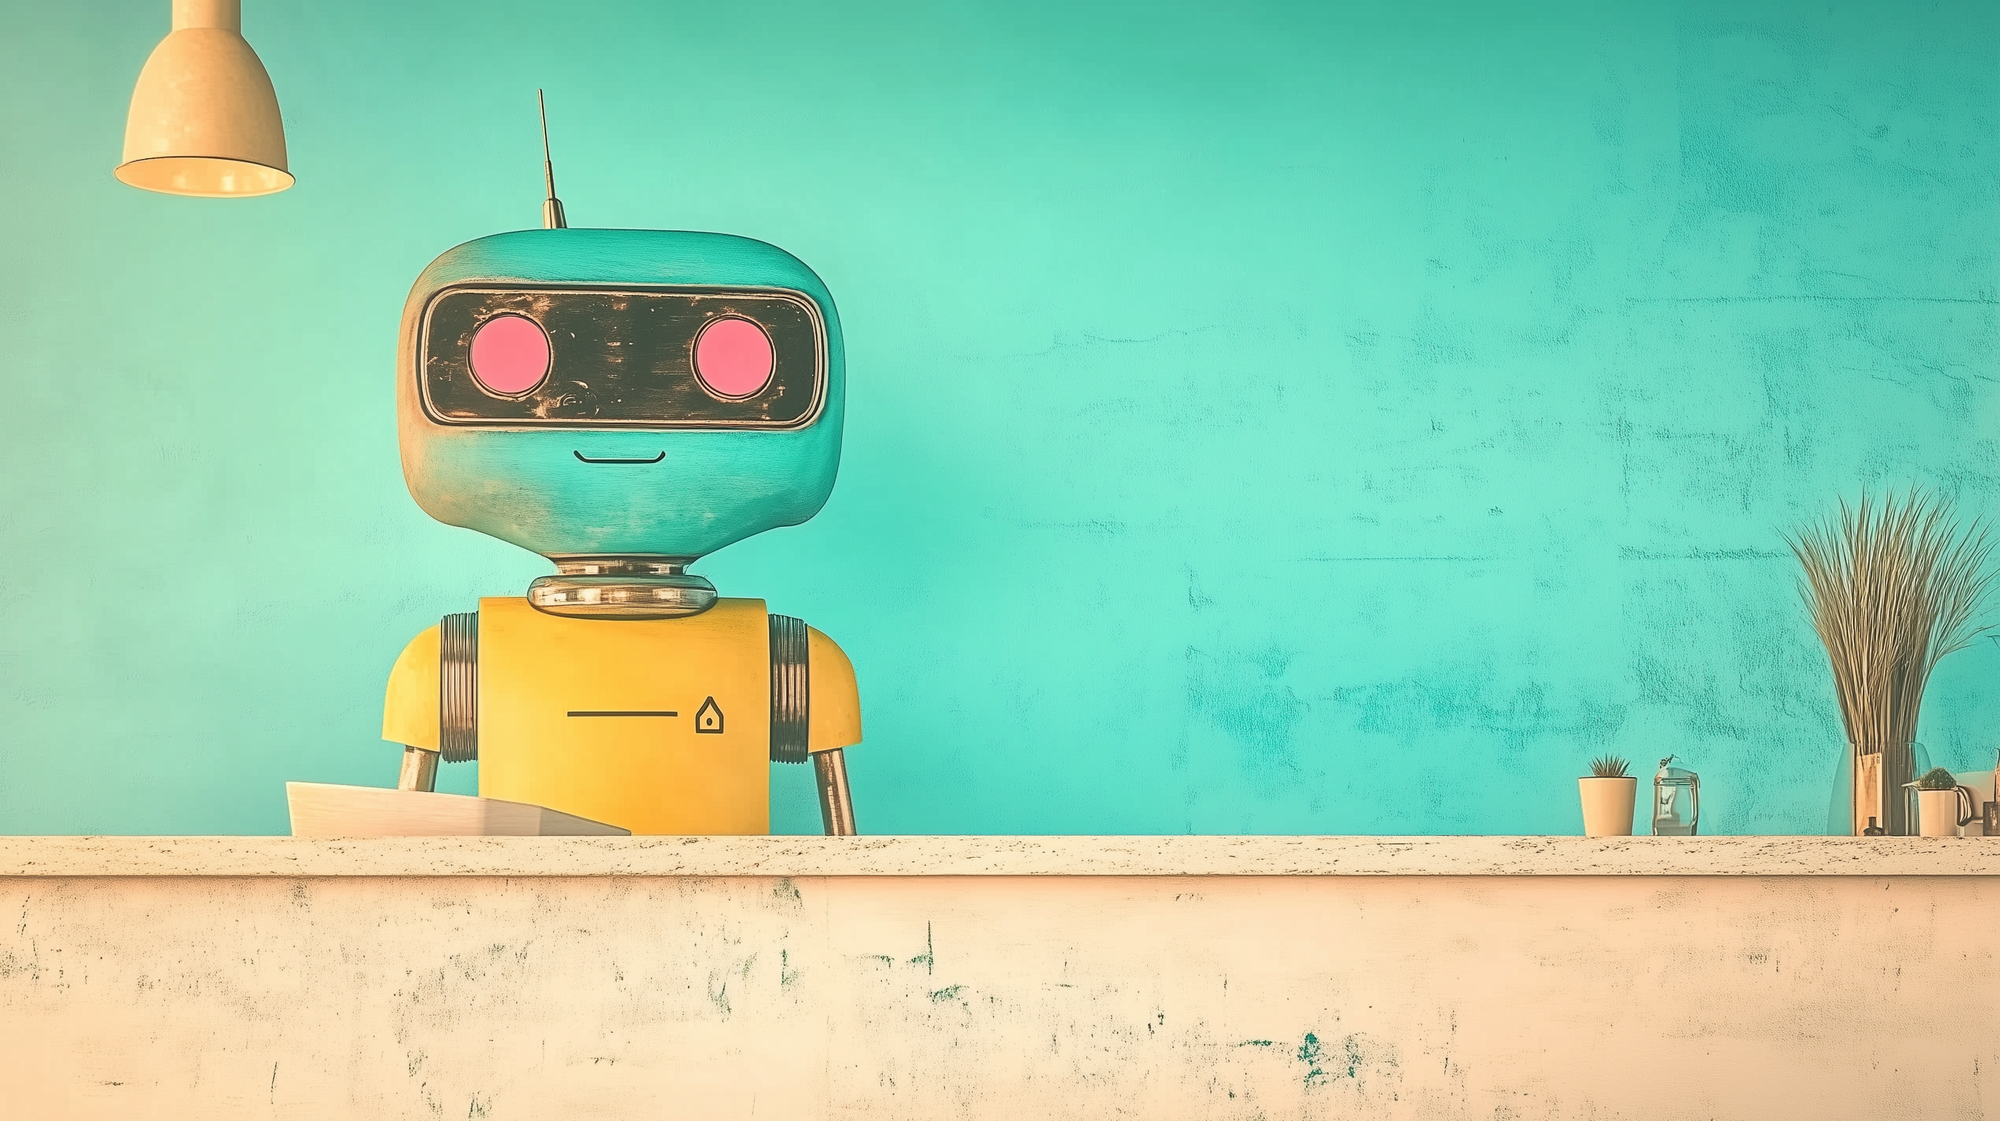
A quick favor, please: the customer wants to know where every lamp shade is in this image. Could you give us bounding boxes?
[115,0,291,197]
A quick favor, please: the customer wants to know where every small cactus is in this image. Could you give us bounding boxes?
[1915,766,1959,791]
[1588,755,1632,779]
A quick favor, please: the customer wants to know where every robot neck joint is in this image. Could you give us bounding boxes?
[527,556,717,619]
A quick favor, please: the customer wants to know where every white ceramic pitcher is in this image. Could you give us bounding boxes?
[1916,785,1978,838]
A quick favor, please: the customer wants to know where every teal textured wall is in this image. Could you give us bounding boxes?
[2,0,1997,835]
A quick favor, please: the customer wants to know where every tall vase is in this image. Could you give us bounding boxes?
[1831,742,1927,836]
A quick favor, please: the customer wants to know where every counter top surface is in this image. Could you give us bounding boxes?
[2,834,1999,877]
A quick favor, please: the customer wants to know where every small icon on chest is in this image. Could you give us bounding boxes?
[695,697,725,734]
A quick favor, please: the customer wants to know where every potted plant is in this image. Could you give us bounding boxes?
[1910,767,1976,838]
[1579,755,1636,837]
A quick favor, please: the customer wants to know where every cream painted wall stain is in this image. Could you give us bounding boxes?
[4,852,1999,1120]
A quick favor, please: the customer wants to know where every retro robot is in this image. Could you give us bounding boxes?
[379,99,859,835]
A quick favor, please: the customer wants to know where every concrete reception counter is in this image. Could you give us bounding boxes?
[4,835,1997,1119]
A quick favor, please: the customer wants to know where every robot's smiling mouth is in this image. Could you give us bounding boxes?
[573,450,666,464]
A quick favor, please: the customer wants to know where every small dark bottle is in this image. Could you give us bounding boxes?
[1863,817,1886,837]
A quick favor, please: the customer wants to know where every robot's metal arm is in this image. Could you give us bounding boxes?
[398,746,439,792]
[815,749,857,836]
[773,614,861,836]
[390,613,474,794]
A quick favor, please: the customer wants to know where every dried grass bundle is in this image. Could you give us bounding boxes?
[1785,489,1997,753]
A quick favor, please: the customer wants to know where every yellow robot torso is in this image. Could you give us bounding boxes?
[382,597,860,834]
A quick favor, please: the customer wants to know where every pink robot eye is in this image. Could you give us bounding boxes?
[692,316,774,399]
[468,314,551,396]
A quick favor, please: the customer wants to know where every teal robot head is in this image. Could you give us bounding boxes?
[396,227,845,590]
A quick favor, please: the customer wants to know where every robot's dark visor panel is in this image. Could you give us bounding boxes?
[419,285,826,428]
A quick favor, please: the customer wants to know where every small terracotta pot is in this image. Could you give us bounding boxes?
[1579,777,1638,837]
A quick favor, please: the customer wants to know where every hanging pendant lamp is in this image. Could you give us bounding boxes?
[115,0,292,197]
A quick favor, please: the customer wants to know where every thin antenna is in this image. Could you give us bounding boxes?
[538,89,567,229]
